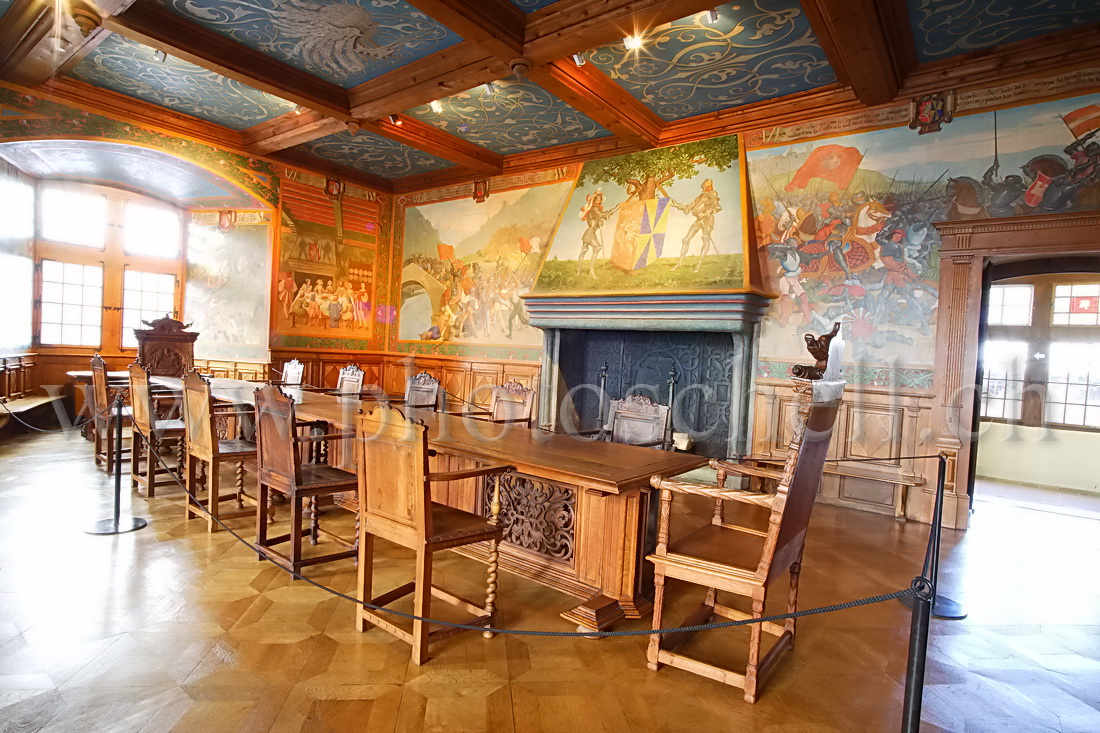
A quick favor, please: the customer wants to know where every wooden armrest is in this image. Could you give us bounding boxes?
[709,458,784,482]
[150,393,179,401]
[650,475,776,508]
[296,432,354,443]
[428,463,514,482]
[211,410,254,418]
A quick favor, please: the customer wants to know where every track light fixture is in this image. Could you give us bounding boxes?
[706,8,720,23]
[429,100,443,113]
[485,81,498,94]
[572,53,586,67]
[388,114,402,125]
[293,105,304,116]
[623,34,644,50]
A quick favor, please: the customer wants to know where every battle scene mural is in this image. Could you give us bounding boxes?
[748,92,1100,372]
[531,135,745,295]
[398,180,574,347]
[273,176,383,342]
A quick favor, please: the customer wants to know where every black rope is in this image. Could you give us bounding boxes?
[719,453,944,465]
[0,397,119,434]
[129,428,919,638]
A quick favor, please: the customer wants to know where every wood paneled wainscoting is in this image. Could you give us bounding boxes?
[0,354,36,404]
[270,351,541,415]
[751,376,936,521]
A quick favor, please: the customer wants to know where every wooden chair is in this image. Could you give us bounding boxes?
[181,371,258,533]
[355,406,513,664]
[645,331,845,702]
[581,394,671,448]
[253,384,358,576]
[451,381,536,426]
[90,354,131,474]
[271,358,304,386]
[402,371,440,409]
[128,361,185,498]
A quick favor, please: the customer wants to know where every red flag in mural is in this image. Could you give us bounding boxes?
[1062,104,1100,140]
[518,236,532,253]
[785,145,863,191]
[1070,296,1099,314]
[1024,172,1052,207]
[437,243,454,260]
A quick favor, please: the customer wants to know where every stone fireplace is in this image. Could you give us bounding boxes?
[526,293,771,458]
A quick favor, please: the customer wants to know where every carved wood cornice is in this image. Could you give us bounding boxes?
[799,0,900,106]
[935,211,1100,250]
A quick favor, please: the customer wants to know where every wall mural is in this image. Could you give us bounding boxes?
[70,35,295,130]
[530,135,744,296]
[584,1,835,121]
[908,0,1100,62]
[748,91,1100,379]
[398,180,575,348]
[154,0,461,88]
[405,77,611,154]
[273,176,384,344]
[299,129,454,179]
[186,216,271,361]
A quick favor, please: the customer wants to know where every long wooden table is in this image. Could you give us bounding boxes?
[154,377,708,629]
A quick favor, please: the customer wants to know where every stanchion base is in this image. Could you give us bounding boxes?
[899,593,967,620]
[86,517,148,535]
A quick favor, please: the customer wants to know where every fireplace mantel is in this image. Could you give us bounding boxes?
[524,292,770,332]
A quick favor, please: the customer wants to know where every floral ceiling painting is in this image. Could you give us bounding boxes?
[907,0,1100,62]
[152,0,462,88]
[70,35,295,130]
[584,0,835,121]
[297,130,454,179]
[405,78,611,154]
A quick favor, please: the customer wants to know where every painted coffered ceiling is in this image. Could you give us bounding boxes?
[71,34,295,129]
[405,77,611,154]
[298,129,455,179]
[1,0,1098,192]
[584,1,835,121]
[0,139,267,208]
[907,0,1100,62]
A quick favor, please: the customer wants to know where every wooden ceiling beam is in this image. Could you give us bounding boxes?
[103,1,351,120]
[899,23,1100,98]
[524,0,720,65]
[348,41,508,120]
[799,0,901,106]
[528,59,660,149]
[362,116,503,175]
[267,149,397,194]
[242,110,348,156]
[30,77,245,150]
[404,0,526,61]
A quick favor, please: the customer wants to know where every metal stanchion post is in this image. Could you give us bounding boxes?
[901,580,932,733]
[900,454,966,620]
[86,393,148,535]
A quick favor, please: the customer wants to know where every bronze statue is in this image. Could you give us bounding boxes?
[791,322,841,380]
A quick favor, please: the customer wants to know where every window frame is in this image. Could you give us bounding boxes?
[32,181,185,354]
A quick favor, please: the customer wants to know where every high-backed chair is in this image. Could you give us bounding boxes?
[403,371,440,409]
[253,385,358,576]
[355,406,513,664]
[181,371,258,533]
[90,354,131,474]
[128,361,185,497]
[273,358,304,386]
[455,381,536,426]
[606,394,670,448]
[330,364,365,396]
[645,329,845,702]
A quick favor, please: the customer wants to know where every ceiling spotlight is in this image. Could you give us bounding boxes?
[156,49,168,63]
[623,34,644,50]
[429,99,443,113]
[388,114,402,125]
[572,53,586,67]
[293,105,304,116]
[485,81,498,94]
[706,8,720,23]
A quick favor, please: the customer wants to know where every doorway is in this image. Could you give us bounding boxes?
[973,259,1100,519]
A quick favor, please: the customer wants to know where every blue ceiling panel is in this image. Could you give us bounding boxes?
[152,0,463,89]
[71,35,294,129]
[584,0,836,121]
[405,78,612,154]
[508,0,560,12]
[298,131,455,179]
[0,0,13,21]
[907,0,1100,62]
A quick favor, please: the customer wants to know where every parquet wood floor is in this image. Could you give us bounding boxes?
[0,431,1097,732]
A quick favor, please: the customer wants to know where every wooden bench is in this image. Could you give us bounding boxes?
[0,394,67,432]
[725,455,925,521]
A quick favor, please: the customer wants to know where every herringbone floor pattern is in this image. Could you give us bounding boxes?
[0,431,1097,732]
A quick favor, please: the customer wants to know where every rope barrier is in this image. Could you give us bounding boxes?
[0,396,120,434]
[128,427,919,638]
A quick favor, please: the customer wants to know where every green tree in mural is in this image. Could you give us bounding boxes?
[578,135,738,199]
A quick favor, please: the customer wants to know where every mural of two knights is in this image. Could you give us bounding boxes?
[747,93,1100,368]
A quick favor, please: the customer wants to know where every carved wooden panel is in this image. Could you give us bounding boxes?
[483,472,575,565]
[441,366,468,405]
[844,405,902,464]
[470,365,503,407]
